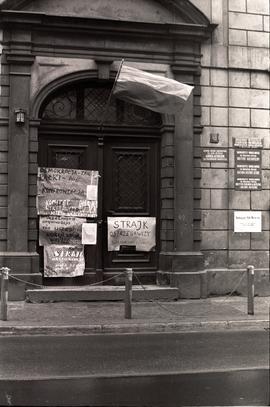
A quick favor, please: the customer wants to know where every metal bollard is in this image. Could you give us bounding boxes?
[247,265,255,315]
[0,267,10,321]
[124,268,133,319]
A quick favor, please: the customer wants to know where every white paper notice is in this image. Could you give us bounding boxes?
[87,185,98,201]
[234,211,262,233]
[82,223,97,245]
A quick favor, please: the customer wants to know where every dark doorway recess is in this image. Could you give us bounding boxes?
[38,81,161,285]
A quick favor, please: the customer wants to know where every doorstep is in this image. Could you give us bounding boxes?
[26,285,179,303]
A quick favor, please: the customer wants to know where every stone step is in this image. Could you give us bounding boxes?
[26,285,179,303]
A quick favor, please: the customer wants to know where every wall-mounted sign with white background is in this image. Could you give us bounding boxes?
[108,217,156,251]
[234,211,262,233]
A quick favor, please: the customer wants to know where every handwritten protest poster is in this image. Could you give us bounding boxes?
[39,216,86,246]
[43,245,85,277]
[37,167,99,217]
[107,217,156,252]
[37,197,97,217]
[82,223,97,245]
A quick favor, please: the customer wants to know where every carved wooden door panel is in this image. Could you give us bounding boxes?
[103,137,159,281]
[38,134,159,284]
[38,134,98,284]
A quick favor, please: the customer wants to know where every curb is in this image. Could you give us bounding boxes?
[0,319,268,335]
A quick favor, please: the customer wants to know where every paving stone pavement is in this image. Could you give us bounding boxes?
[0,296,269,335]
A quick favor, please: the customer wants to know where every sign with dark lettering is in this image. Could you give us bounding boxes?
[202,148,228,162]
[107,217,156,252]
[37,167,98,217]
[235,149,262,190]
[234,211,262,233]
[43,245,85,277]
[37,197,97,217]
[39,216,86,245]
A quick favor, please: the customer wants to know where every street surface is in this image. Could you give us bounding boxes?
[0,330,268,406]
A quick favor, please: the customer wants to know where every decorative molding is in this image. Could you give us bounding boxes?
[6,54,35,65]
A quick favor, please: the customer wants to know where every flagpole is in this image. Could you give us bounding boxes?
[99,59,124,132]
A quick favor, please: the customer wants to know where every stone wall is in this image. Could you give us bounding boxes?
[0,28,8,252]
[191,0,270,288]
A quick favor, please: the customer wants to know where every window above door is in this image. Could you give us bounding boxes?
[40,82,162,127]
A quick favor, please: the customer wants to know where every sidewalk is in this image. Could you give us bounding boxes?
[0,296,269,335]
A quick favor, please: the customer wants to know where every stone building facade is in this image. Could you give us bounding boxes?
[191,0,270,295]
[0,0,269,300]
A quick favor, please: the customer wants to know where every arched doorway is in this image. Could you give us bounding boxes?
[38,80,162,285]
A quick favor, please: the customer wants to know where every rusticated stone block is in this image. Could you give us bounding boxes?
[229,108,250,127]
[229,191,251,210]
[229,250,269,269]
[247,0,269,14]
[251,191,270,210]
[251,109,270,128]
[211,189,228,209]
[201,231,228,250]
[229,12,263,31]
[201,210,228,229]
[201,168,229,188]
[229,0,246,12]
[229,29,247,46]
[251,231,270,250]
[248,31,269,48]
[229,231,250,250]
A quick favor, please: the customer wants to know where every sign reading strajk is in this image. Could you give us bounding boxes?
[44,245,85,278]
[108,217,156,252]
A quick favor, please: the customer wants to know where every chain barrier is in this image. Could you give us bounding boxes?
[7,271,126,289]
[133,269,248,318]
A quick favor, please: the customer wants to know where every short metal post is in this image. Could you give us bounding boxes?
[0,267,9,321]
[125,268,133,319]
[247,265,254,315]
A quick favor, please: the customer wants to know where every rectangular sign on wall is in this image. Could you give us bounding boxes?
[107,217,156,252]
[82,223,97,245]
[201,148,228,162]
[234,149,262,190]
[234,211,262,233]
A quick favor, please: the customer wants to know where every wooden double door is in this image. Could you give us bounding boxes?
[38,132,160,284]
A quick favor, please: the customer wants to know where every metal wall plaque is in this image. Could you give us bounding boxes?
[202,148,228,162]
[235,149,262,190]
[233,137,264,149]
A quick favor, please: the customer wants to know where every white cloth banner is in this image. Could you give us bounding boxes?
[44,245,85,277]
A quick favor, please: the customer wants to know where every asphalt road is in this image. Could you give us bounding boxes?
[0,330,269,406]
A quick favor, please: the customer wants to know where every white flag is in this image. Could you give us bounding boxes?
[113,65,193,114]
